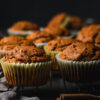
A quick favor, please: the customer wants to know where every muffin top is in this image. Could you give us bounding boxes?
[76,25,100,44]
[0,45,16,51]
[3,46,51,63]
[60,42,100,61]
[48,13,67,27]
[44,26,70,36]
[0,36,25,45]
[45,39,75,52]
[68,16,82,29]
[10,21,39,31]
[26,30,55,43]
[0,40,36,51]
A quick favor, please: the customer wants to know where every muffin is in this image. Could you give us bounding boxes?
[76,25,100,47]
[0,36,25,44]
[56,42,100,82]
[7,21,39,36]
[26,30,55,48]
[44,38,75,70]
[0,46,52,86]
[44,25,70,37]
[47,13,68,28]
[48,13,82,29]
[67,16,83,29]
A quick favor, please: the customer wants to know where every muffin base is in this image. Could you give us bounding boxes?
[44,46,60,70]
[0,60,52,86]
[56,53,100,82]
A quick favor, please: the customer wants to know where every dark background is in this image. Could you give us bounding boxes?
[0,0,100,29]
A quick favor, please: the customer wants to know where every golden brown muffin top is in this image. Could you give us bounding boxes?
[60,42,100,61]
[0,36,25,45]
[44,26,70,36]
[10,21,39,31]
[48,13,67,27]
[45,39,75,52]
[0,40,36,51]
[3,46,51,63]
[76,25,100,44]
[26,30,55,43]
[68,16,83,29]
[0,45,16,51]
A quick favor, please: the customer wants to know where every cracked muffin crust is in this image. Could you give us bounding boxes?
[45,39,75,52]
[3,46,51,63]
[76,25,100,44]
[60,42,100,61]
[10,21,39,31]
[26,30,55,43]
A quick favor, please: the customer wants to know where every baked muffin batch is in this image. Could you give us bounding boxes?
[0,12,100,86]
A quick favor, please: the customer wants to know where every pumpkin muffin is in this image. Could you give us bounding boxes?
[67,16,83,29]
[0,36,24,45]
[1,46,52,86]
[76,25,100,47]
[44,38,75,70]
[7,21,39,36]
[56,42,100,82]
[44,25,70,37]
[48,13,83,29]
[26,30,55,48]
[47,13,68,28]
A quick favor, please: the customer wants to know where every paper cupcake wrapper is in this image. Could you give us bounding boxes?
[56,53,100,82]
[0,50,7,69]
[35,43,48,49]
[0,60,52,86]
[7,28,32,36]
[44,46,60,70]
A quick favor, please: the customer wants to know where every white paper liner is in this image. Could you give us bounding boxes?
[56,53,100,82]
[7,28,33,36]
[0,59,52,86]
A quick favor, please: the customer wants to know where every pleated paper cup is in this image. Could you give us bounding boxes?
[0,59,52,86]
[35,43,48,49]
[56,53,100,82]
[7,28,32,36]
[0,50,7,69]
[44,46,60,70]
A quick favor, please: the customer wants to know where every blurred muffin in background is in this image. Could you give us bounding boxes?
[76,24,100,47]
[47,13,83,30]
[0,36,24,45]
[67,16,83,29]
[26,30,55,48]
[44,25,70,37]
[48,13,68,28]
[7,21,39,36]
[44,38,76,70]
